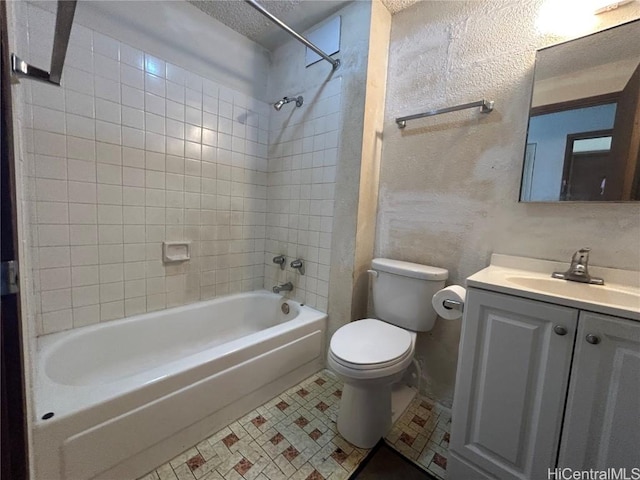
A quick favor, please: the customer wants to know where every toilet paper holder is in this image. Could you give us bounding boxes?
[442,299,464,312]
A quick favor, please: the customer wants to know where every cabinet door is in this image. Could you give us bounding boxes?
[559,312,640,469]
[449,289,578,480]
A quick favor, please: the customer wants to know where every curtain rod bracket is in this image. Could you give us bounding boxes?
[10,0,76,86]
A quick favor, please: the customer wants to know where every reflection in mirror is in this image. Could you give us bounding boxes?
[520,20,640,202]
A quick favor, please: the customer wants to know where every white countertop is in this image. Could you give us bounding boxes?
[466,254,640,321]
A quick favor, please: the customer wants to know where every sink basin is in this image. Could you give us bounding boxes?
[506,276,640,311]
[466,254,640,320]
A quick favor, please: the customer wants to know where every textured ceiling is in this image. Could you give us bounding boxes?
[380,0,421,14]
[188,0,352,50]
[187,0,420,50]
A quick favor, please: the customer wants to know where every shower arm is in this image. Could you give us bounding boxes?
[244,0,340,71]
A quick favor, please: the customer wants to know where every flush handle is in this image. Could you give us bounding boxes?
[367,269,378,278]
[586,334,601,345]
[554,325,567,336]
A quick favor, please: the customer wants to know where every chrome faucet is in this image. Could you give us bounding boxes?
[552,248,604,285]
[273,282,293,294]
[290,259,305,275]
[272,255,286,270]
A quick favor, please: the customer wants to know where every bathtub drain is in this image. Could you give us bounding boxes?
[281,303,290,314]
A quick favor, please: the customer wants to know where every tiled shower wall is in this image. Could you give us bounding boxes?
[264,79,341,312]
[22,4,271,335]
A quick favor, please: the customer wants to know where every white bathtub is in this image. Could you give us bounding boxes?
[32,291,327,480]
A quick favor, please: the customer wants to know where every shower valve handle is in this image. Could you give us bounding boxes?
[272,255,286,270]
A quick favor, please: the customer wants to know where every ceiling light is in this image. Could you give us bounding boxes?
[536,0,598,36]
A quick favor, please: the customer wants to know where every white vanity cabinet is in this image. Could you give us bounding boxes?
[449,288,640,480]
[558,311,640,470]
[448,289,578,480]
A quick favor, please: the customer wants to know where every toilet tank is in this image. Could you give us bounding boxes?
[371,258,448,332]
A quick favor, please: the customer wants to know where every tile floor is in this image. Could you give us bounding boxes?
[139,371,450,480]
[385,396,451,479]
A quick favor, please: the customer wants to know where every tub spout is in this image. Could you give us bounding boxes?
[273,282,293,294]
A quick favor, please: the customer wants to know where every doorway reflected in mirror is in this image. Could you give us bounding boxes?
[520,19,640,202]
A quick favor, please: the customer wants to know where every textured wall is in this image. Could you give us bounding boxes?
[379,0,640,406]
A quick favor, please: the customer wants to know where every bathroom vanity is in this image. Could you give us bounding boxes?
[448,254,640,479]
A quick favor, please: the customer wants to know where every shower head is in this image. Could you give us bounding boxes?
[273,96,303,111]
[273,99,286,111]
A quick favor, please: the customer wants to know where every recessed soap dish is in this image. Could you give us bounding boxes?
[163,241,191,263]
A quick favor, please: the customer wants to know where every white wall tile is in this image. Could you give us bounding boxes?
[94,32,120,60]
[121,63,144,89]
[144,55,165,78]
[67,137,96,162]
[67,114,95,140]
[101,301,124,321]
[38,224,70,247]
[36,178,68,202]
[96,120,121,145]
[97,164,122,185]
[68,181,97,204]
[69,203,97,225]
[97,205,123,224]
[72,265,99,286]
[122,85,145,109]
[73,305,100,328]
[120,44,143,70]
[33,106,65,134]
[95,76,121,103]
[97,184,122,205]
[72,285,99,307]
[71,245,99,266]
[40,267,71,290]
[28,26,270,335]
[64,67,94,96]
[42,310,73,334]
[32,82,65,111]
[94,54,120,82]
[41,288,72,312]
[122,106,144,129]
[39,246,71,269]
[34,130,66,157]
[66,44,94,73]
[35,155,67,180]
[37,201,68,224]
[99,244,124,264]
[145,73,165,97]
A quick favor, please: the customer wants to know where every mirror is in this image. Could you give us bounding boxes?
[520,20,640,202]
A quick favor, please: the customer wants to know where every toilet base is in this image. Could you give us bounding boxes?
[391,383,417,424]
[337,382,392,448]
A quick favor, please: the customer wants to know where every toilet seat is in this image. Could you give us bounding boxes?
[329,319,414,371]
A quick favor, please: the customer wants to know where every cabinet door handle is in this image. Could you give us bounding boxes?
[586,334,601,345]
[554,325,567,336]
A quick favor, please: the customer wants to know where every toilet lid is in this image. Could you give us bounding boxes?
[330,319,412,366]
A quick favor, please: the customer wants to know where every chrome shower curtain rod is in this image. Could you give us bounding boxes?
[11,0,77,85]
[244,0,341,70]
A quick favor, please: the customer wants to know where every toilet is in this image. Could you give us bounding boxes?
[328,258,448,448]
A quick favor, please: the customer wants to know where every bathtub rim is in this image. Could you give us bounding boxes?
[33,290,326,425]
